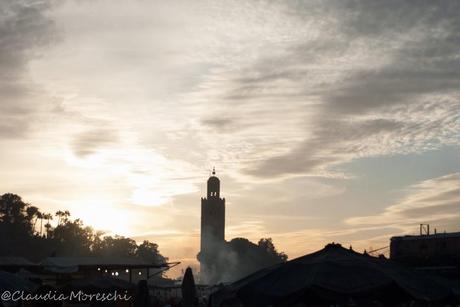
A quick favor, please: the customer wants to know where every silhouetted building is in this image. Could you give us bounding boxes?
[199,168,225,283]
[390,230,460,271]
[0,257,38,272]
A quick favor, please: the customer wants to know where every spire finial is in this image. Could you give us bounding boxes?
[212,167,216,176]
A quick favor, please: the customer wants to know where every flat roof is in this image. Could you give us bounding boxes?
[0,257,38,267]
[391,231,460,241]
[41,257,169,269]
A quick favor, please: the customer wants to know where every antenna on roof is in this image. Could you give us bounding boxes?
[420,223,430,236]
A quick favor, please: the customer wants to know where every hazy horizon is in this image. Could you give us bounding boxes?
[1,0,460,277]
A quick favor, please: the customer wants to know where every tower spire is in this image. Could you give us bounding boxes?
[212,166,216,176]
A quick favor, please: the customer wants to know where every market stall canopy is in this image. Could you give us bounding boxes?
[210,243,458,306]
[0,257,38,269]
[41,257,169,273]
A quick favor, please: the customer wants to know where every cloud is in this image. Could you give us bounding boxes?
[346,173,460,233]
[201,118,237,132]
[28,0,459,182]
[3,0,459,277]
[72,129,118,157]
[0,0,58,138]
[222,1,460,178]
[247,95,460,177]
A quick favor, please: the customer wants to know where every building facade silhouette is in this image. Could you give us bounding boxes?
[390,231,460,267]
[199,168,225,283]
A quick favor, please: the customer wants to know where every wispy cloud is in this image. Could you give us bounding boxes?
[72,129,118,157]
[346,172,460,233]
[0,0,59,137]
[239,1,460,178]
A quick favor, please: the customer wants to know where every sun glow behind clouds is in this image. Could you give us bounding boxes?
[63,135,199,208]
[68,199,136,235]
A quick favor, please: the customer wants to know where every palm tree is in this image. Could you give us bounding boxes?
[45,213,53,224]
[43,213,53,237]
[26,206,39,222]
[56,210,71,226]
[44,222,52,238]
[26,206,40,233]
[63,210,70,221]
[56,210,64,226]
[37,212,44,236]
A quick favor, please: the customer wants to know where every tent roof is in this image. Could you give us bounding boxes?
[211,243,458,306]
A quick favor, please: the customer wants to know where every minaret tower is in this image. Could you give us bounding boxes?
[199,167,226,280]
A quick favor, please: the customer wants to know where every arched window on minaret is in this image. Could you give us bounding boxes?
[207,167,220,198]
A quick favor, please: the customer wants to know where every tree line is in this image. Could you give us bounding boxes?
[0,193,167,265]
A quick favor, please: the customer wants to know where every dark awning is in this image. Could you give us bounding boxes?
[41,257,169,273]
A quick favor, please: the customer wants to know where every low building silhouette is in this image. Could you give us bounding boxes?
[390,228,460,278]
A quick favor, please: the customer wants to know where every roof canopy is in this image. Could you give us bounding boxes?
[41,257,169,273]
[210,243,459,306]
[0,257,38,267]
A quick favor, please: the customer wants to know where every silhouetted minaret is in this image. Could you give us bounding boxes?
[199,167,225,282]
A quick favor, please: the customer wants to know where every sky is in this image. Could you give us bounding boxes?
[1,0,460,277]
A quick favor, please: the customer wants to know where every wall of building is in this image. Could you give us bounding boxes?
[390,232,460,266]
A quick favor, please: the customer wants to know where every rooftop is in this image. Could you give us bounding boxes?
[391,231,460,241]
